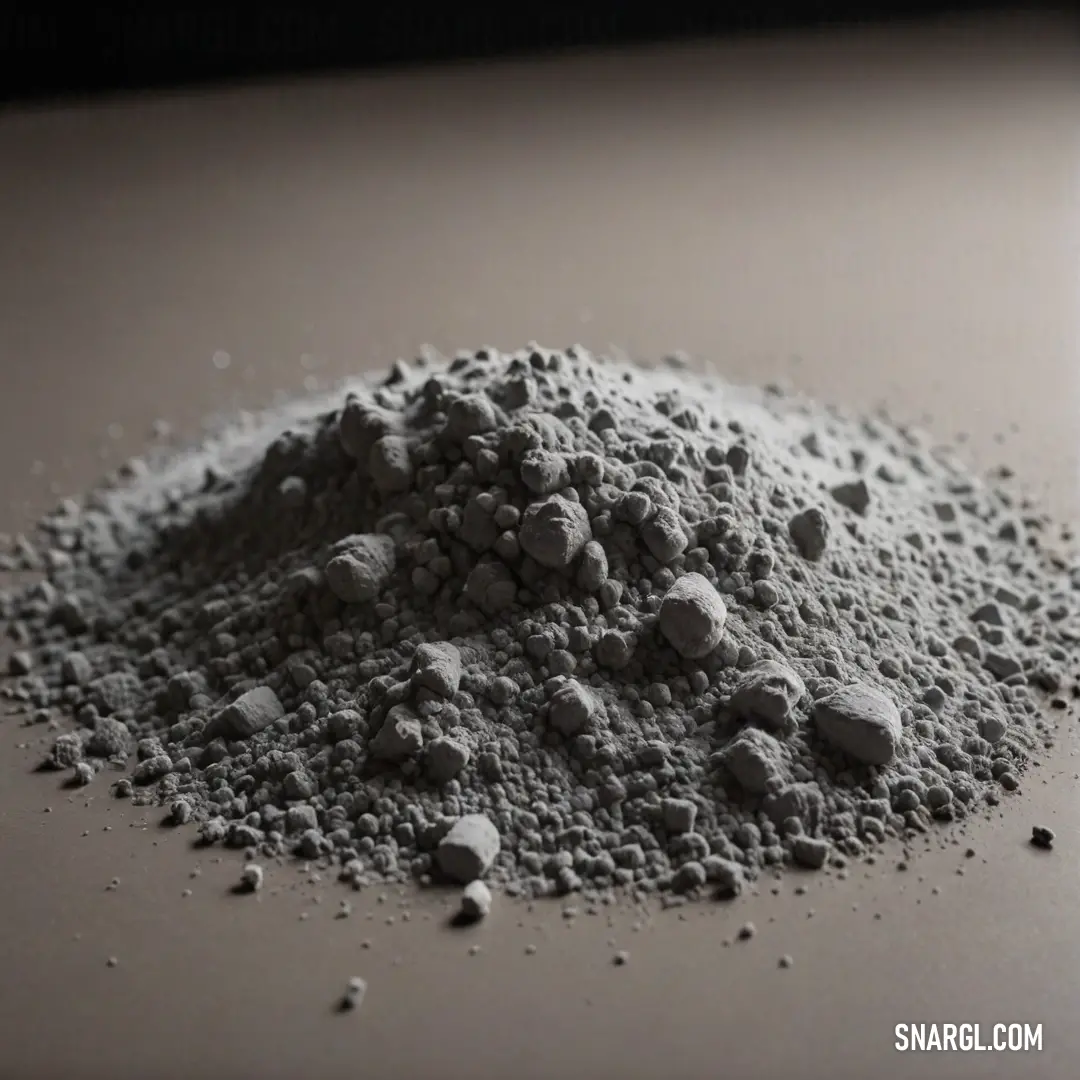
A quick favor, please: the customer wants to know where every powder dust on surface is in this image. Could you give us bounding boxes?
[2,343,1076,927]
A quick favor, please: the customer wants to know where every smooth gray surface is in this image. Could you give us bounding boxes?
[1,14,1078,1079]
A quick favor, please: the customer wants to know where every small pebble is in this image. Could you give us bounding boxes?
[1031,825,1055,850]
[340,976,367,1012]
[460,880,493,920]
[239,863,264,892]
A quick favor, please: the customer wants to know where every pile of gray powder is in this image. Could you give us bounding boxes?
[2,344,1075,899]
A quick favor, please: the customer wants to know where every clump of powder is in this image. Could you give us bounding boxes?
[1,343,1076,902]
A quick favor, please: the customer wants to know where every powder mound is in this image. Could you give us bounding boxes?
[1,342,1075,902]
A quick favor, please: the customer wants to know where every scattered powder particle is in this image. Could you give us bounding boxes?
[778,954,794,969]
[1031,826,1055,850]
[737,922,756,941]
[460,880,493,920]
[613,950,630,966]
[1,343,1072,909]
[792,836,830,870]
[239,863,264,892]
[340,976,367,1012]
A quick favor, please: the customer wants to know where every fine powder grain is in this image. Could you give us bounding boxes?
[2,344,1076,901]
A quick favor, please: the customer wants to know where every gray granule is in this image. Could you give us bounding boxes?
[1030,826,1055,850]
[8,650,33,676]
[788,508,829,561]
[791,836,830,870]
[716,728,788,795]
[2,343,1074,903]
[519,495,592,570]
[215,686,284,739]
[340,976,368,1012]
[438,814,501,884]
[426,736,471,783]
[658,572,728,659]
[728,660,805,733]
[548,681,596,737]
[325,534,396,604]
[830,479,871,515]
[409,642,462,698]
[662,797,698,834]
[370,703,423,761]
[460,880,493,919]
[239,863,264,892]
[812,684,903,766]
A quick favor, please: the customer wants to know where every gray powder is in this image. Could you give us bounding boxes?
[1,343,1076,903]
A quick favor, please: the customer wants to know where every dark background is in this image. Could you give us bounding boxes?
[0,1,1036,104]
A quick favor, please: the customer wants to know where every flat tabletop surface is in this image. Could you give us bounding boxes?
[1,13,1079,1080]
